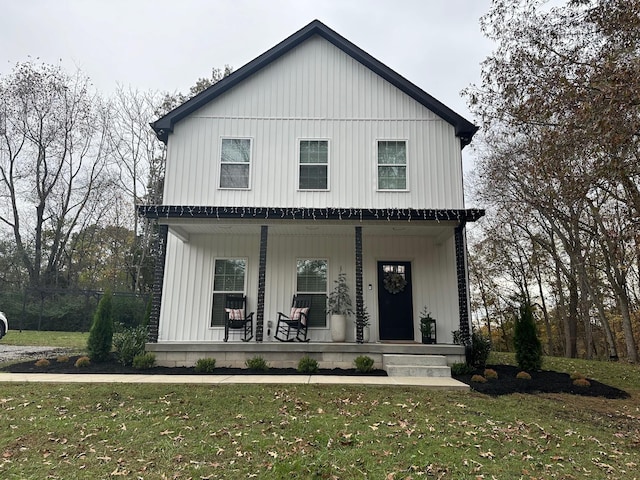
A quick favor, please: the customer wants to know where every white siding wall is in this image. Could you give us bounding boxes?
[158,229,460,343]
[163,35,464,210]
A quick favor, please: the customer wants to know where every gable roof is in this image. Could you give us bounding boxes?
[151,20,478,147]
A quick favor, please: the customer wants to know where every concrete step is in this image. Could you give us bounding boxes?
[385,365,452,377]
[382,354,448,368]
[382,354,451,378]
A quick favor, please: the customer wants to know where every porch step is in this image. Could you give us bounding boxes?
[382,354,451,378]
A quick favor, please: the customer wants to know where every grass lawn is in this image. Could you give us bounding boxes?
[1,330,88,350]
[1,348,639,478]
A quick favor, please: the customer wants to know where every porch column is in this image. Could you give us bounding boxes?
[355,226,364,343]
[148,224,168,343]
[256,225,268,342]
[454,223,471,345]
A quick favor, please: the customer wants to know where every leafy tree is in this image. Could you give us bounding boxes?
[87,290,114,362]
[465,0,639,361]
[514,302,543,372]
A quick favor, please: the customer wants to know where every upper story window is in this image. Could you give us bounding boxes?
[220,138,251,189]
[377,140,407,190]
[299,140,328,190]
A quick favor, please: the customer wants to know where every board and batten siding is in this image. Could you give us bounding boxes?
[163,35,464,210]
[158,229,460,343]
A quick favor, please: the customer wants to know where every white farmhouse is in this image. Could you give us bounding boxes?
[139,20,483,370]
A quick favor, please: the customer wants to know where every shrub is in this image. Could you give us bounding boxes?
[113,326,148,366]
[570,372,586,380]
[75,356,91,368]
[194,357,217,373]
[87,290,114,362]
[56,355,70,363]
[573,378,591,388]
[133,352,156,369]
[245,356,269,372]
[297,355,319,373]
[450,362,474,375]
[34,358,50,367]
[471,374,487,383]
[484,368,498,380]
[514,301,542,372]
[470,330,492,368]
[354,355,374,373]
[516,371,531,380]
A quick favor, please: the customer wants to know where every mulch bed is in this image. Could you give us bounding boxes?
[453,364,629,399]
[2,356,630,399]
[1,354,387,377]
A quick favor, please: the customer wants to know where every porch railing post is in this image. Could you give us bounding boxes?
[256,225,268,342]
[148,223,168,343]
[454,222,471,345]
[355,226,364,343]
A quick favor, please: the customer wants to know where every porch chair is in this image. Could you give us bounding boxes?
[274,295,312,342]
[223,294,254,342]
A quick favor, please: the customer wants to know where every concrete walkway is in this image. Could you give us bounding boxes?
[0,372,469,389]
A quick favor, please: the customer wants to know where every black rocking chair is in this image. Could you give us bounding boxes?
[274,295,312,342]
[224,294,254,342]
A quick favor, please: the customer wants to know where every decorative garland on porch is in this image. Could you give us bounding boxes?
[383,272,407,294]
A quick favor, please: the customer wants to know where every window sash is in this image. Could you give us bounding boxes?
[220,138,250,188]
[211,258,246,327]
[296,259,327,327]
[378,141,407,190]
[299,140,328,190]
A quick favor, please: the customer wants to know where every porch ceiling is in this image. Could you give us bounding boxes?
[164,218,458,239]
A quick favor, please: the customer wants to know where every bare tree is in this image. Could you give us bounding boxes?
[0,61,114,289]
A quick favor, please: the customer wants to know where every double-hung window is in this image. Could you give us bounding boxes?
[220,138,251,189]
[296,259,328,327]
[211,258,246,327]
[299,140,328,190]
[377,140,407,190]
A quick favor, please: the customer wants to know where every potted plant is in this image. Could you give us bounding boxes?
[419,306,436,344]
[327,268,353,342]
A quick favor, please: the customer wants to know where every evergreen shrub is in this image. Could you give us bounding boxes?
[87,290,114,362]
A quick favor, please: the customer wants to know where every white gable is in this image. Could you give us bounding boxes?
[163,35,464,209]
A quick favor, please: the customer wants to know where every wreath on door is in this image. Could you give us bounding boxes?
[383,272,407,294]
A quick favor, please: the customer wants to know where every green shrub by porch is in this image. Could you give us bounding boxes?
[514,301,542,372]
[87,290,114,362]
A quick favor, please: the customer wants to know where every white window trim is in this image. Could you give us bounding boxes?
[376,139,409,192]
[210,257,249,329]
[296,257,329,328]
[218,137,253,190]
[297,138,330,191]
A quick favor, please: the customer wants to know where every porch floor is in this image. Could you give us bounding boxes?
[146,341,467,371]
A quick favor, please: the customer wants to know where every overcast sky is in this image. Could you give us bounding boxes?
[1,0,495,171]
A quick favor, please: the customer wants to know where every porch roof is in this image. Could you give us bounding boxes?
[138,205,485,223]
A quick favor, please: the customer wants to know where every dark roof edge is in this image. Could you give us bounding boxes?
[151,20,478,147]
[137,205,485,223]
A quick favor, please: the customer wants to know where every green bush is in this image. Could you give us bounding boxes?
[111,294,148,330]
[514,302,542,372]
[245,356,269,372]
[470,330,492,368]
[450,362,474,375]
[194,357,217,373]
[354,355,374,373]
[87,290,114,362]
[297,355,319,373]
[133,352,156,369]
[113,326,148,366]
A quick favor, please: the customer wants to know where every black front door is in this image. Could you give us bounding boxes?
[378,261,414,341]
